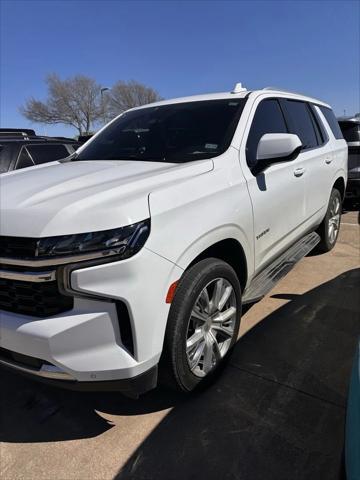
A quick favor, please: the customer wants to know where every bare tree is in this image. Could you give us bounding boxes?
[108,80,162,117]
[21,74,103,135]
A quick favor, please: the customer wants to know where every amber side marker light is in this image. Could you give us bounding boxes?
[166,281,179,303]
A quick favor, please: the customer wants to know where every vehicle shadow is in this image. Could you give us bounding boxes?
[1,269,359,479]
[0,368,184,443]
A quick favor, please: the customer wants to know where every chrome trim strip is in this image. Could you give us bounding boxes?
[0,358,75,380]
[0,269,56,282]
[0,248,123,267]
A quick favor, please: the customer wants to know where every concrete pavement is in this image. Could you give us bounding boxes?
[0,211,359,480]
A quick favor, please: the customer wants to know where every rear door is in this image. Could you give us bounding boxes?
[280,99,332,221]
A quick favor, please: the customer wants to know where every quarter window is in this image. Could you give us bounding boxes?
[284,100,319,150]
[309,104,328,144]
[246,99,288,168]
[319,106,344,140]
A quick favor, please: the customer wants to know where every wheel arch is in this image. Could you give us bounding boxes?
[184,238,249,293]
[332,176,346,200]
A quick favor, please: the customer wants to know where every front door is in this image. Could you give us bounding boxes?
[240,97,306,273]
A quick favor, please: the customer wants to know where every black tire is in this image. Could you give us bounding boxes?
[316,188,342,253]
[160,258,242,393]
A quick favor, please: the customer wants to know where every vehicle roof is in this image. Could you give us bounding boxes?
[0,137,77,145]
[337,115,360,124]
[131,87,331,111]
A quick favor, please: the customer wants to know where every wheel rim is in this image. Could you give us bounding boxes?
[328,196,341,244]
[185,277,237,378]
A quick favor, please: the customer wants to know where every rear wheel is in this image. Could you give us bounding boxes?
[316,188,342,253]
[160,258,241,393]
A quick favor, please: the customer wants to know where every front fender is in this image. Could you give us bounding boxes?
[146,155,255,285]
[168,224,251,278]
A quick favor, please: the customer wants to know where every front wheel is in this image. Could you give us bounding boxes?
[316,188,342,253]
[160,258,242,393]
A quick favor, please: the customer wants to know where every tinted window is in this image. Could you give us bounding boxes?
[338,121,360,143]
[348,151,360,170]
[26,144,70,165]
[0,145,9,173]
[16,148,34,170]
[310,104,329,144]
[246,99,288,168]
[285,100,318,150]
[77,100,246,163]
[319,106,343,139]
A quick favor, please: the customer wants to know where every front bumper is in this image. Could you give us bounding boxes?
[0,247,183,394]
[0,347,158,396]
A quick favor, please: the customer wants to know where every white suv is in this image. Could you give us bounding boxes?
[0,85,347,396]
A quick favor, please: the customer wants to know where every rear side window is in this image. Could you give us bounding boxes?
[0,145,9,173]
[284,100,319,150]
[246,99,288,168]
[319,106,343,139]
[26,144,70,165]
[16,148,34,170]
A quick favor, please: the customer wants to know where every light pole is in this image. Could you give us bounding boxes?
[101,87,110,125]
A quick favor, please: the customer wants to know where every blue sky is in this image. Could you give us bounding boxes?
[1,0,359,137]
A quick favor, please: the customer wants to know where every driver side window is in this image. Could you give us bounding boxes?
[246,99,288,169]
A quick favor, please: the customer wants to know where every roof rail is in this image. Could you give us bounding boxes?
[262,86,307,96]
[0,128,36,136]
[34,135,78,142]
[0,131,32,139]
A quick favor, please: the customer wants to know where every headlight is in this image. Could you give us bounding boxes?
[36,219,150,259]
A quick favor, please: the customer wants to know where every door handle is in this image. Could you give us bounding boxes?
[294,167,305,177]
[325,157,333,164]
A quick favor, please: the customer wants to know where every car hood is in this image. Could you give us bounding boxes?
[0,159,213,237]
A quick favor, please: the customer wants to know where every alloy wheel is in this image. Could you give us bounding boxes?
[185,277,237,377]
[328,195,341,244]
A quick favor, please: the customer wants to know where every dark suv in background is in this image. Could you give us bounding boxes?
[0,129,79,174]
[338,115,360,205]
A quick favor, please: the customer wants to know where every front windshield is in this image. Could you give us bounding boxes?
[76,99,246,163]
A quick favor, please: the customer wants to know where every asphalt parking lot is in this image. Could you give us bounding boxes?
[0,210,359,480]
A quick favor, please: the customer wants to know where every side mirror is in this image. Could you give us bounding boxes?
[253,133,302,174]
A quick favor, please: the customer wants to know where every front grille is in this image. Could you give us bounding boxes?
[0,277,73,317]
[0,236,38,258]
[0,346,48,369]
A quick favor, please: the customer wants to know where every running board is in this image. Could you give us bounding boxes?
[242,231,320,304]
